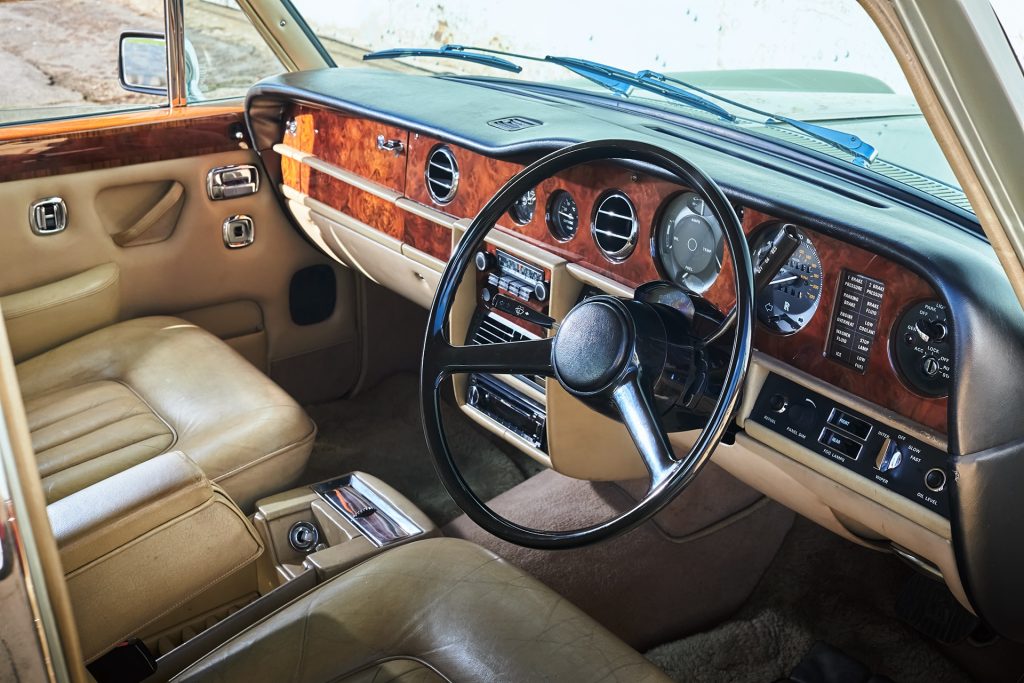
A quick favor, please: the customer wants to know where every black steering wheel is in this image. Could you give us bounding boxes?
[421,139,754,549]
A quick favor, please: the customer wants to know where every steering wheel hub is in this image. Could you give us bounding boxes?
[552,297,633,394]
[420,139,754,549]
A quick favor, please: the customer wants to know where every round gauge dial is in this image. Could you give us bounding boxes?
[546,190,579,241]
[752,224,823,334]
[508,188,537,225]
[655,192,725,294]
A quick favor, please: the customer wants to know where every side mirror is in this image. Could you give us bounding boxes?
[119,31,168,96]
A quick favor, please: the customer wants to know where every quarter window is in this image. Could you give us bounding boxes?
[183,0,285,103]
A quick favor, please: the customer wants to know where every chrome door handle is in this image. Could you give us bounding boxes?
[29,197,68,235]
[207,164,259,200]
[376,134,404,156]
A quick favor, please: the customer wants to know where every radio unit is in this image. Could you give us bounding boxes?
[476,248,549,303]
[467,374,546,451]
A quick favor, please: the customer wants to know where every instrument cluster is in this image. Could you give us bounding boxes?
[503,176,952,403]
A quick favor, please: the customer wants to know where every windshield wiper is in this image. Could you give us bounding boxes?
[362,45,876,166]
[637,70,877,166]
[541,56,736,122]
[363,45,735,122]
[363,45,522,73]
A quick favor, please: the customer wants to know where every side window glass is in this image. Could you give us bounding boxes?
[0,0,166,126]
[183,0,285,102]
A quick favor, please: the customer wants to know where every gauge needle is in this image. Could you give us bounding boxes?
[770,275,799,285]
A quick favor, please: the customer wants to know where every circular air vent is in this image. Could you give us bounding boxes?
[591,191,638,261]
[425,145,459,205]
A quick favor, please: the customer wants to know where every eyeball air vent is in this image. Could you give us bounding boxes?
[592,191,638,261]
[425,145,459,205]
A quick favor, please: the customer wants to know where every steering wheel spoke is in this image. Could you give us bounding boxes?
[421,139,754,549]
[611,375,678,490]
[436,337,554,379]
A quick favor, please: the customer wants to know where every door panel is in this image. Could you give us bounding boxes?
[0,110,359,403]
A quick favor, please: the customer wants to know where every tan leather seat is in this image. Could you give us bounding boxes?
[16,316,316,509]
[175,537,671,682]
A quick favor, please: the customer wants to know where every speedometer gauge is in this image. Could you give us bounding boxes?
[655,192,725,294]
[752,224,823,334]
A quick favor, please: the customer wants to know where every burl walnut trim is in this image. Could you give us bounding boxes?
[0,105,246,182]
[280,110,948,433]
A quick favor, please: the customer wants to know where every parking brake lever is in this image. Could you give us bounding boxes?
[704,224,802,345]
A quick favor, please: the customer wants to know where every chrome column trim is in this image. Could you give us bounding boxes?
[165,0,187,107]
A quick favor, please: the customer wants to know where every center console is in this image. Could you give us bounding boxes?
[253,472,437,583]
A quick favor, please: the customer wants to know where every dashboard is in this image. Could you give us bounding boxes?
[246,67,1024,640]
[279,103,949,431]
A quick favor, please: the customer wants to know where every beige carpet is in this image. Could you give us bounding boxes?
[645,517,974,682]
[445,465,796,651]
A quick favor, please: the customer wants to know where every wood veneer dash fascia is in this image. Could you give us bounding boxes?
[280,110,948,433]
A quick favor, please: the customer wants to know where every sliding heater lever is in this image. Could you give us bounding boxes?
[489,293,555,329]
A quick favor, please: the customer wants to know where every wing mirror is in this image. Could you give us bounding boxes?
[118,31,202,99]
[119,31,169,96]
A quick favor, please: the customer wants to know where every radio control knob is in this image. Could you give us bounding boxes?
[768,394,788,413]
[534,281,548,302]
[474,251,494,272]
[467,385,481,406]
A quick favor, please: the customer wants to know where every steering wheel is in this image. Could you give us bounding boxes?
[421,139,754,549]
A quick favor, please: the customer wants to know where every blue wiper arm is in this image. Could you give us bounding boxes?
[638,70,877,166]
[362,46,737,123]
[544,56,736,121]
[363,45,522,74]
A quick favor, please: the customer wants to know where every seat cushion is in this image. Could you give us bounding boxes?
[175,538,671,683]
[17,316,316,509]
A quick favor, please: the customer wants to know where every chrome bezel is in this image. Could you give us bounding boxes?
[591,190,638,262]
[424,144,459,205]
[546,189,579,242]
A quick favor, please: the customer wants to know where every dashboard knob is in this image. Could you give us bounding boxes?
[925,467,947,492]
[768,393,789,413]
[474,251,494,271]
[915,319,948,343]
[921,356,940,377]
[467,385,481,406]
[534,281,548,302]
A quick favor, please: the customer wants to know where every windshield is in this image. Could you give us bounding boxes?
[289,0,968,213]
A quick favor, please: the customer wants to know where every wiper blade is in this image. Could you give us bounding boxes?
[637,70,878,166]
[362,44,522,74]
[543,56,736,122]
[363,45,735,122]
[362,45,874,165]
